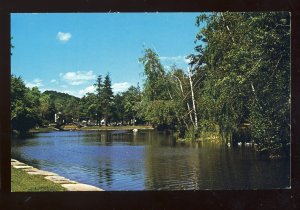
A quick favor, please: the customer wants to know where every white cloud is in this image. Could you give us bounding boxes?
[57,32,72,42]
[160,55,185,62]
[60,70,96,85]
[159,55,193,70]
[61,90,72,95]
[112,82,131,93]
[164,65,171,70]
[78,85,96,96]
[50,79,57,83]
[25,78,44,88]
[160,55,191,65]
[184,57,192,64]
[33,78,42,83]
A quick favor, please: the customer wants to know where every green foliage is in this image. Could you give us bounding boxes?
[111,93,125,123]
[43,90,80,123]
[138,49,202,135]
[139,48,170,101]
[80,93,98,120]
[93,73,114,124]
[122,85,142,124]
[167,66,199,136]
[39,94,51,123]
[11,76,41,135]
[11,73,145,133]
[102,74,114,123]
[138,48,178,129]
[141,100,177,127]
[192,12,290,157]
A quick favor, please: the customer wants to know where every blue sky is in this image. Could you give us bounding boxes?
[11,13,203,97]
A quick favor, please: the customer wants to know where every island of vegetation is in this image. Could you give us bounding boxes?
[11,12,290,159]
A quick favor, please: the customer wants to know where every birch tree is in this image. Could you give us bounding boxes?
[191,12,290,157]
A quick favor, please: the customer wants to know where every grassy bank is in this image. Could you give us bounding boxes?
[11,166,66,192]
[30,125,154,132]
[29,126,56,133]
[78,125,154,131]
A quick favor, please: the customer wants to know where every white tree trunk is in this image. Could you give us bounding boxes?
[220,12,235,43]
[188,67,198,129]
[173,74,195,127]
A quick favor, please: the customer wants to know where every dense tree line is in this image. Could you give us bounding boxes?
[191,12,290,158]
[11,12,290,158]
[11,74,142,135]
[11,75,43,135]
[138,12,290,157]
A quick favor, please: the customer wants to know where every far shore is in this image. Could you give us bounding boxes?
[30,125,155,133]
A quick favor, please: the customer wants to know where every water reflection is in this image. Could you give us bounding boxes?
[11,130,290,190]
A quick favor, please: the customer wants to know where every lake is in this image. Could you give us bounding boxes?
[11,130,290,190]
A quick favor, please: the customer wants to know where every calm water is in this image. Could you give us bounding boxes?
[11,130,290,190]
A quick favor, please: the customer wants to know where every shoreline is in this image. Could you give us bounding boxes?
[80,125,154,131]
[30,125,154,133]
[11,159,104,191]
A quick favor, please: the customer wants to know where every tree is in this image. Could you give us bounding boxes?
[63,97,80,123]
[43,90,80,124]
[44,100,56,123]
[245,12,290,157]
[191,12,290,157]
[102,73,114,125]
[111,93,125,124]
[11,75,40,135]
[139,48,178,129]
[27,87,43,125]
[168,66,200,138]
[80,93,98,122]
[123,85,142,125]
[94,75,104,125]
[93,73,114,125]
[39,94,50,124]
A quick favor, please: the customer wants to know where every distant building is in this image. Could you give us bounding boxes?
[54,112,62,123]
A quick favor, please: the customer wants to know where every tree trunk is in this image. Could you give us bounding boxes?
[173,74,195,127]
[167,89,189,130]
[188,67,198,130]
[220,12,235,43]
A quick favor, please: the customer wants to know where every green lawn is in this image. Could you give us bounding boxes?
[80,125,154,130]
[11,167,66,192]
[29,126,56,133]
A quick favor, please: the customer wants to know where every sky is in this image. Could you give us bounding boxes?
[11,13,203,98]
